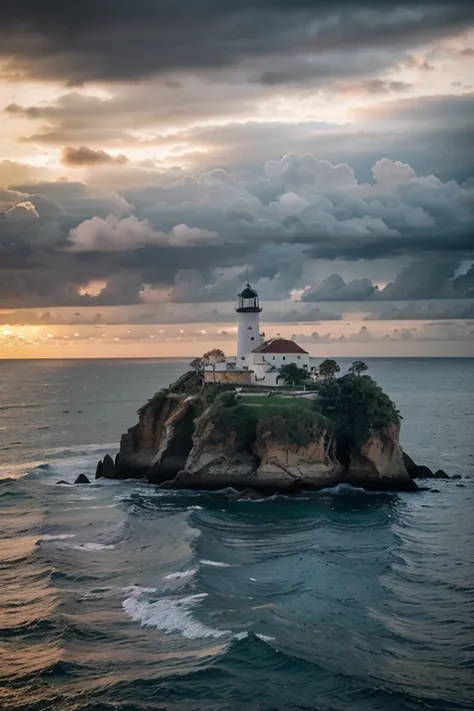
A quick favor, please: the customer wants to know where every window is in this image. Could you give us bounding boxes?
[243,366,248,370]
[282,356,286,360]
[247,326,252,330]
[272,356,275,360]
[250,337,255,341]
[297,355,301,360]
[241,356,246,360]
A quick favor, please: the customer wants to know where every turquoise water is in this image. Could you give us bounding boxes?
[1,358,473,711]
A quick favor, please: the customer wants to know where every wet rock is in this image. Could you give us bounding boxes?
[403,452,448,479]
[430,488,441,493]
[451,474,462,480]
[102,454,115,479]
[74,473,91,484]
[56,479,71,485]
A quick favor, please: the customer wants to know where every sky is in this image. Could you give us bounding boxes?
[0,0,473,358]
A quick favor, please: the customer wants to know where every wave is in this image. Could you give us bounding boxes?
[37,534,76,542]
[163,568,197,581]
[199,559,233,568]
[72,542,116,551]
[122,587,229,639]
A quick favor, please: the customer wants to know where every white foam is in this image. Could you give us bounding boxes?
[72,542,115,550]
[38,533,76,541]
[233,631,275,642]
[122,589,229,639]
[163,568,197,580]
[187,505,203,511]
[123,585,157,595]
[199,559,233,568]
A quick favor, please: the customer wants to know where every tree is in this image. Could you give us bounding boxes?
[317,373,401,445]
[278,363,308,388]
[189,357,205,374]
[318,359,340,380]
[348,360,368,376]
[202,348,226,383]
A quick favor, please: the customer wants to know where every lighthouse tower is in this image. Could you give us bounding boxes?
[236,283,262,359]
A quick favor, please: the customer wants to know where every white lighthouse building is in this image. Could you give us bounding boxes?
[236,283,262,358]
[203,282,315,386]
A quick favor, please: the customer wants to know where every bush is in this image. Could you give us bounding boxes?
[316,373,400,444]
[257,403,330,447]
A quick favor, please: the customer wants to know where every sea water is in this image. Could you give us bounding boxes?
[1,358,473,711]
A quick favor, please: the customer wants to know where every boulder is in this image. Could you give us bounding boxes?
[74,473,91,484]
[56,479,71,485]
[403,452,449,479]
[450,474,462,480]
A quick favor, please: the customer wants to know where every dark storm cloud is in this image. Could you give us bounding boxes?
[301,262,474,301]
[1,153,474,313]
[1,2,472,83]
[60,147,129,166]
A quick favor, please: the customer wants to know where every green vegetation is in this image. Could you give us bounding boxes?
[348,360,368,376]
[257,403,330,447]
[138,389,167,418]
[278,363,309,387]
[199,391,258,451]
[238,394,312,407]
[317,372,401,445]
[318,358,341,380]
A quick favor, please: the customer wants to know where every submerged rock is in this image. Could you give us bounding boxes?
[403,453,449,479]
[74,473,91,484]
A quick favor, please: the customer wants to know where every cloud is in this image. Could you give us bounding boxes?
[301,273,377,301]
[367,301,474,320]
[292,321,474,343]
[1,153,473,313]
[66,215,220,252]
[60,146,129,166]
[2,2,472,84]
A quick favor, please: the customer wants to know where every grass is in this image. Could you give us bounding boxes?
[238,395,312,407]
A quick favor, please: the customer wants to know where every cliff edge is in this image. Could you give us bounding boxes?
[95,368,442,492]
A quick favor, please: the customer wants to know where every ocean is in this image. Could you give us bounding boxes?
[1,357,473,711]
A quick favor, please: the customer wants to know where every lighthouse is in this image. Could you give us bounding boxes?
[236,283,262,359]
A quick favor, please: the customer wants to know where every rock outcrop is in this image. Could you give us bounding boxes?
[402,452,450,480]
[347,424,418,491]
[96,371,443,493]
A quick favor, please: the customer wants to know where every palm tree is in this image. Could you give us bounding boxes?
[202,348,226,382]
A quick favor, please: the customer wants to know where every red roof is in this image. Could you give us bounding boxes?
[252,338,308,355]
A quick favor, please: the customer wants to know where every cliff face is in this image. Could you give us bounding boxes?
[96,373,427,492]
[346,423,418,491]
[253,414,342,489]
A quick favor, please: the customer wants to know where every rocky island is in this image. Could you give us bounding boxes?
[95,359,447,493]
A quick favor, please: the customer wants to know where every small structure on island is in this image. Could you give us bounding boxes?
[203,283,316,386]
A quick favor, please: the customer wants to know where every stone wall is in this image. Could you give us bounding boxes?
[204,370,252,385]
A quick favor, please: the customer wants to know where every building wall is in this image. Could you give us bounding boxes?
[252,352,311,369]
[204,370,253,385]
[237,310,260,356]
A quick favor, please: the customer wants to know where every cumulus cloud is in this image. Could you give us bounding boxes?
[301,273,377,301]
[1,153,473,315]
[60,146,129,166]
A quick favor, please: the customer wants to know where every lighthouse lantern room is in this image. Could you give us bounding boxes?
[236,283,262,358]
